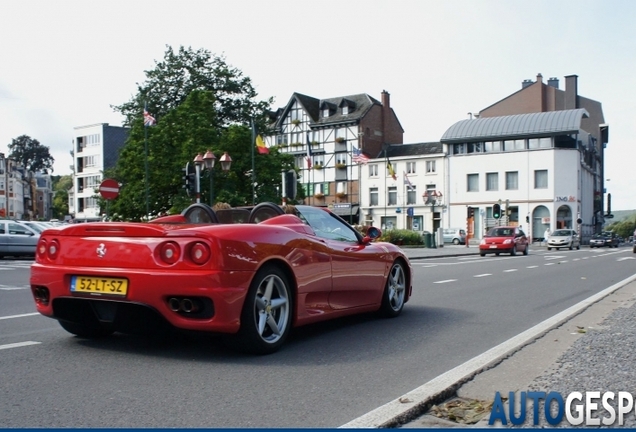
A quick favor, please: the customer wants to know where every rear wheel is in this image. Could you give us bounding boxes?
[58,320,113,338]
[523,245,529,255]
[452,238,460,245]
[480,252,486,257]
[510,246,517,256]
[379,261,407,318]
[569,243,573,250]
[231,265,292,355]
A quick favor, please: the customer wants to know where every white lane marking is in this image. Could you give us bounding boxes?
[433,279,457,284]
[420,265,438,268]
[0,341,41,350]
[545,255,566,260]
[503,269,518,273]
[545,263,555,266]
[618,257,636,261]
[0,287,29,291]
[573,258,580,261]
[527,265,539,269]
[0,312,39,320]
[474,274,491,278]
[342,272,636,428]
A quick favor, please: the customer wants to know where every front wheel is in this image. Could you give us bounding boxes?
[510,246,517,256]
[523,245,529,255]
[452,238,460,245]
[379,261,407,318]
[232,265,292,355]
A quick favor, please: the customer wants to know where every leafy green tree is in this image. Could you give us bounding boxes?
[8,135,55,173]
[605,216,636,239]
[51,175,72,219]
[113,45,272,129]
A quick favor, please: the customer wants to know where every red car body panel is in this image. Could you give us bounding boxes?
[30,211,412,335]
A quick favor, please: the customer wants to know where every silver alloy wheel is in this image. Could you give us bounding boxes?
[386,263,406,312]
[253,274,290,344]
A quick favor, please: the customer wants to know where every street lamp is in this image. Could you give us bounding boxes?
[422,189,444,248]
[194,151,232,206]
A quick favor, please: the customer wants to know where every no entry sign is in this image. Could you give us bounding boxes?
[99,178,120,200]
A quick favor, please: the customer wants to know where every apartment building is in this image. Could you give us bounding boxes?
[71,123,128,221]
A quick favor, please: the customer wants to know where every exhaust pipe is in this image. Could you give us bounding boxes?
[180,298,198,313]
[168,297,181,312]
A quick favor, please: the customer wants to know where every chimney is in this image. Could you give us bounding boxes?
[547,77,559,89]
[381,90,390,109]
[521,79,533,89]
[565,75,578,109]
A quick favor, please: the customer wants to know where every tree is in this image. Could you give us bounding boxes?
[8,135,55,173]
[51,175,72,219]
[106,90,293,220]
[113,45,272,129]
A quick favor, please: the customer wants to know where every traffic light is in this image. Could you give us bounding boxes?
[467,206,475,219]
[284,170,297,200]
[526,215,530,223]
[493,203,501,219]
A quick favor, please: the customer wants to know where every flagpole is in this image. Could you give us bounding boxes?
[251,119,256,205]
[144,103,149,219]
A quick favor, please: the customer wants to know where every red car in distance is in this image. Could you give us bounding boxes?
[30,203,412,355]
[479,226,529,257]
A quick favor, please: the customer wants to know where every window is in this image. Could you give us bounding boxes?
[407,185,416,205]
[381,216,397,230]
[469,142,484,153]
[426,160,436,173]
[313,156,324,167]
[406,161,416,174]
[534,170,548,189]
[342,106,349,115]
[453,144,467,154]
[323,108,330,118]
[336,154,347,165]
[504,139,525,151]
[277,134,288,145]
[369,187,378,206]
[467,174,479,192]
[387,186,397,205]
[528,137,552,149]
[486,172,498,191]
[369,164,378,177]
[505,171,518,190]
[485,141,502,152]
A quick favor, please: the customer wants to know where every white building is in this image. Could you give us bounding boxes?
[440,109,601,243]
[71,123,128,221]
[359,142,446,233]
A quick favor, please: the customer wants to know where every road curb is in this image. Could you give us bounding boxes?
[339,273,636,428]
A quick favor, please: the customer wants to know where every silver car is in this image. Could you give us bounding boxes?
[0,220,40,259]
[547,229,580,250]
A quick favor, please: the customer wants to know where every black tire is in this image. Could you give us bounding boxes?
[495,252,500,256]
[523,245,529,255]
[232,265,292,355]
[452,238,460,245]
[569,243,573,250]
[547,247,552,251]
[510,246,517,256]
[480,252,486,257]
[379,261,407,318]
[577,244,580,250]
[58,320,114,338]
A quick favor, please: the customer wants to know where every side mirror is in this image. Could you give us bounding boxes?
[362,226,382,243]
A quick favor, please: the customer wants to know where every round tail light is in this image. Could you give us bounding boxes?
[159,241,181,265]
[47,239,60,260]
[189,242,211,265]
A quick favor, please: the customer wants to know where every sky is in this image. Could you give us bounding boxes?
[1,0,635,210]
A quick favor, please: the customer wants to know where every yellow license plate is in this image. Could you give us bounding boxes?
[71,276,128,296]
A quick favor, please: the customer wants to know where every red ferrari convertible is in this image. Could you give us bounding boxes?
[30,203,412,354]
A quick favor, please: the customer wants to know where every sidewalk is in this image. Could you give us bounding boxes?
[387,244,636,428]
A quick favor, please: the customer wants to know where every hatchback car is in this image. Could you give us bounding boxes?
[589,232,619,248]
[443,228,466,245]
[547,229,580,250]
[0,220,40,259]
[479,226,529,256]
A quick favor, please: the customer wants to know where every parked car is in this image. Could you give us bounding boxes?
[479,226,529,257]
[547,229,580,250]
[589,231,619,248]
[443,228,466,245]
[0,220,40,259]
[30,203,412,355]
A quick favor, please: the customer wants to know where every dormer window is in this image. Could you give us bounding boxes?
[342,106,349,115]
[338,98,356,116]
[323,108,330,118]
[320,101,337,118]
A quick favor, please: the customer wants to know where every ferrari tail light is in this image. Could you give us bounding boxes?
[158,241,181,265]
[37,238,60,260]
[189,242,211,265]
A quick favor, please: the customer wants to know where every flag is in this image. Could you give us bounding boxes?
[143,103,156,126]
[387,159,397,180]
[252,122,269,154]
[305,132,313,169]
[352,146,369,164]
[404,171,414,190]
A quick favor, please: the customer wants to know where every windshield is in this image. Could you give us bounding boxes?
[294,205,361,243]
[552,230,573,236]
[487,227,514,237]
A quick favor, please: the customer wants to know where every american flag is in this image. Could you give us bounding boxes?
[352,146,369,164]
[143,104,156,126]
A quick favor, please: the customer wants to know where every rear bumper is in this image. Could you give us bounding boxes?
[30,264,253,334]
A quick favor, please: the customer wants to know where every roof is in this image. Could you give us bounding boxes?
[376,142,443,159]
[440,109,590,143]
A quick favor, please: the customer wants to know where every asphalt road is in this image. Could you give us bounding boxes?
[1,248,635,427]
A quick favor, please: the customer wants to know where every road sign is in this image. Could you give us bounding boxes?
[99,178,120,200]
